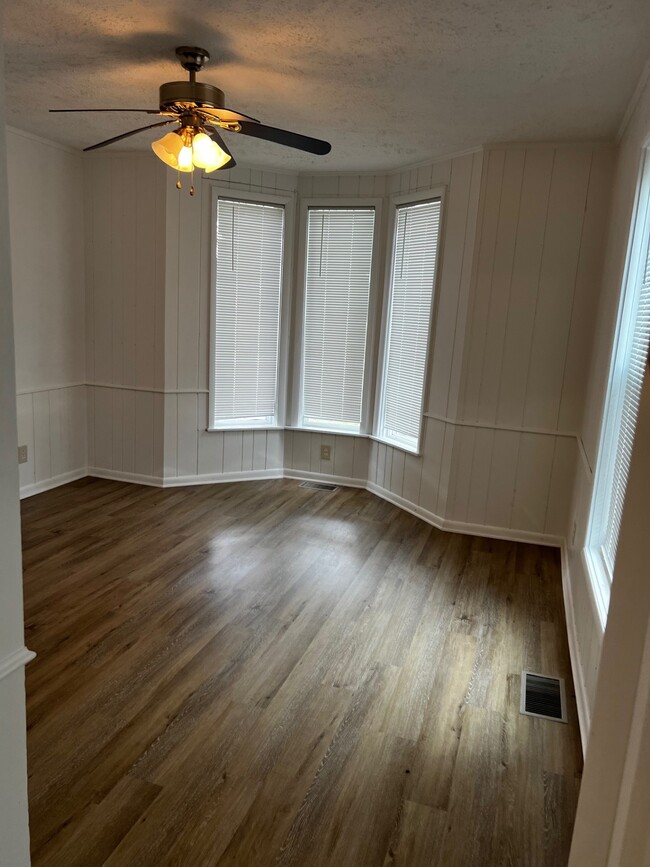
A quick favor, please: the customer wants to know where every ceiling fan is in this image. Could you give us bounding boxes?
[50,46,332,193]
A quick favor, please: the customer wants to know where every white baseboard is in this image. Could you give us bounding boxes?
[87,468,163,487]
[164,468,284,486]
[0,647,36,682]
[88,467,284,488]
[19,469,87,499]
[561,544,590,755]
[366,480,562,548]
[283,468,367,489]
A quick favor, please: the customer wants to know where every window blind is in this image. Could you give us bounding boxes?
[378,199,441,452]
[301,207,376,432]
[602,226,650,569]
[212,198,285,428]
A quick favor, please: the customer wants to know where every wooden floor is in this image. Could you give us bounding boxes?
[21,477,582,866]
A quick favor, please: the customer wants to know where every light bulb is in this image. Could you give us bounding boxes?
[192,133,215,168]
[178,145,193,171]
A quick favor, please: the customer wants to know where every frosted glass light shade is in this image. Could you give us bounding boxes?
[151,132,193,172]
[192,132,231,172]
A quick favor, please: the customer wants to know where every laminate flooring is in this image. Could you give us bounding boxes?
[21,478,583,866]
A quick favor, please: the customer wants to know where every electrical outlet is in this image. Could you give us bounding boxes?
[18,445,28,464]
[320,445,331,461]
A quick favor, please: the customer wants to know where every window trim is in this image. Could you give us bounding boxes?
[290,196,384,436]
[586,146,650,625]
[208,183,296,432]
[373,187,446,456]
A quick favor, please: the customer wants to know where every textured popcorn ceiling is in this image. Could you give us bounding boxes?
[3,0,650,171]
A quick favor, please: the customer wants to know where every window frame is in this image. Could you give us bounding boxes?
[208,184,295,432]
[373,187,446,456]
[586,146,650,625]
[289,196,384,436]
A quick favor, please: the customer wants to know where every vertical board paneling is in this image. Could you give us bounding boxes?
[427,153,475,417]
[389,448,405,497]
[465,427,496,526]
[523,149,592,430]
[446,425,476,522]
[333,435,354,478]
[495,149,555,428]
[242,431,254,472]
[134,391,154,477]
[266,430,284,469]
[510,433,556,533]
[418,418,445,514]
[122,389,136,474]
[198,429,224,475]
[223,431,243,473]
[352,436,370,481]
[544,436,578,537]
[483,429,520,530]
[558,149,615,432]
[446,151,484,420]
[177,393,198,476]
[252,431,267,471]
[32,391,52,482]
[476,149,526,424]
[291,431,311,471]
[16,394,35,489]
[460,149,506,421]
[93,388,113,470]
[76,146,612,548]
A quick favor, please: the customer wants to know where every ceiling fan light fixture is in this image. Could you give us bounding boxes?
[151,130,193,172]
[192,132,231,172]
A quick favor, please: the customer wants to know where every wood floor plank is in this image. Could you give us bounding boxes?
[21,478,583,866]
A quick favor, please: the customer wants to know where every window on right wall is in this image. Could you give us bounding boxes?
[588,149,650,616]
[376,195,442,453]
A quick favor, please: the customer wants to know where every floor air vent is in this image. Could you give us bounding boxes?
[520,672,567,723]
[299,481,339,492]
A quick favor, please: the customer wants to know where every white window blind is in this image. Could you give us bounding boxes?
[211,197,285,429]
[301,207,376,432]
[602,221,650,569]
[378,199,441,452]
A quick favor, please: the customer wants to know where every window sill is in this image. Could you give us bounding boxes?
[369,434,421,457]
[287,425,364,439]
[206,425,283,433]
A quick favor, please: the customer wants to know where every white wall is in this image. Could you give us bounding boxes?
[7,128,87,496]
[84,153,167,483]
[83,143,614,558]
[0,42,34,867]
[564,72,650,740]
[284,145,614,549]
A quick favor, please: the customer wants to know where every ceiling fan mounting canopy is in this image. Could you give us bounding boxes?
[175,46,210,73]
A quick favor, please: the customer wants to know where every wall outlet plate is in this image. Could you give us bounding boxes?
[18,445,28,464]
[320,445,331,461]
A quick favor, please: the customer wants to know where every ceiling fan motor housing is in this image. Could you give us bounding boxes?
[159,80,226,111]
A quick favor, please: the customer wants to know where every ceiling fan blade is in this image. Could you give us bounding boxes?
[199,106,260,124]
[50,108,162,114]
[235,121,331,155]
[204,125,237,169]
[83,119,177,152]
